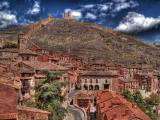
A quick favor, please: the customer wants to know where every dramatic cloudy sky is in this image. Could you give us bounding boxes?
[0,0,160,43]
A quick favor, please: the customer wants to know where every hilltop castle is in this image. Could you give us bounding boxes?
[0,12,73,49]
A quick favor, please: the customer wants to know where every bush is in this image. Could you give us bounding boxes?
[2,43,17,49]
[122,90,157,120]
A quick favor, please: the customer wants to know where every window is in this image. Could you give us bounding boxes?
[84,84,88,90]
[105,80,108,83]
[22,56,25,60]
[96,79,98,83]
[26,56,30,61]
[90,79,92,83]
[85,79,87,83]
[95,85,99,90]
[31,116,35,120]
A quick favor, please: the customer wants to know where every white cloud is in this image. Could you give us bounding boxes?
[82,4,94,9]
[27,1,40,15]
[0,1,9,9]
[115,12,160,33]
[0,11,17,28]
[99,4,109,11]
[19,16,34,25]
[113,0,127,3]
[65,9,82,20]
[113,0,139,12]
[85,13,97,20]
[64,0,139,22]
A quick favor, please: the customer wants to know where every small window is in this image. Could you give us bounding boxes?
[85,79,87,83]
[90,79,92,83]
[31,116,35,120]
[96,79,98,83]
[26,56,30,61]
[105,80,108,83]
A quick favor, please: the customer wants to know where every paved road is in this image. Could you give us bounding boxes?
[66,90,85,120]
[67,105,84,120]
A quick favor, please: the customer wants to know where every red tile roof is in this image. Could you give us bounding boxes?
[0,113,18,120]
[21,61,68,71]
[96,91,151,120]
[0,48,18,53]
[17,106,50,114]
[18,49,38,55]
[80,71,119,76]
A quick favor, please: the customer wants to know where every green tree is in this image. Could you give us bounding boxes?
[122,90,157,120]
[2,43,17,49]
[145,93,160,106]
[35,71,67,120]
[132,91,146,112]
[121,90,134,102]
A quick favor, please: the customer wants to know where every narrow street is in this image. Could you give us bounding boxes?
[65,90,85,120]
[67,105,84,120]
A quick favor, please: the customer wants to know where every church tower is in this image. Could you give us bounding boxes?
[18,32,27,49]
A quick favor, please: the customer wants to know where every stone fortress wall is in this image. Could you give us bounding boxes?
[0,12,73,49]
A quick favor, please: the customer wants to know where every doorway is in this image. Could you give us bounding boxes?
[104,84,110,90]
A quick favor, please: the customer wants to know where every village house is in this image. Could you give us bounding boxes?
[14,61,69,101]
[18,49,38,61]
[78,70,122,92]
[0,81,19,120]
[0,48,18,63]
[0,77,50,120]
[96,91,151,120]
[118,79,139,93]
[67,70,79,92]
[72,91,96,109]
[134,72,159,96]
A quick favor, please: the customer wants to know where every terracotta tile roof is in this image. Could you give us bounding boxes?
[21,61,68,71]
[0,113,18,120]
[17,106,50,114]
[0,48,18,53]
[80,71,119,76]
[104,104,136,120]
[96,91,151,120]
[0,75,21,89]
[18,49,38,55]
[120,79,137,83]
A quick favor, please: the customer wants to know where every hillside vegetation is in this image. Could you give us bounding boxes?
[29,19,160,70]
[0,19,160,70]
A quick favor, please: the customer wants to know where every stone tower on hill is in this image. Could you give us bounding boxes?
[18,32,27,49]
[63,12,72,20]
[48,14,54,21]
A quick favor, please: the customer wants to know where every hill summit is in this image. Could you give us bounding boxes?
[28,18,160,70]
[0,15,160,70]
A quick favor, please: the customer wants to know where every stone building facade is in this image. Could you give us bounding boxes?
[0,80,50,120]
[0,83,18,120]
[78,71,121,91]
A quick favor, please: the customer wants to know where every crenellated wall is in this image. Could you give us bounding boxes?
[17,14,54,49]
